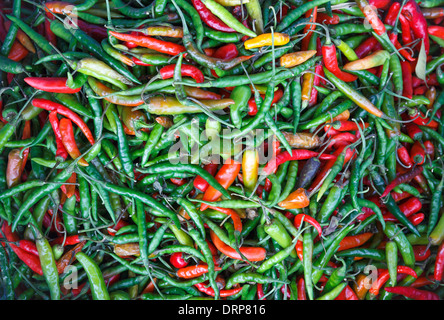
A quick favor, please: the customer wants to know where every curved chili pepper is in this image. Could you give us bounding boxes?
[209,230,266,262]
[294,214,322,235]
[370,266,418,296]
[1,223,43,275]
[32,98,95,145]
[322,34,358,82]
[401,0,430,55]
[191,0,235,33]
[59,118,89,167]
[159,64,204,83]
[381,166,424,197]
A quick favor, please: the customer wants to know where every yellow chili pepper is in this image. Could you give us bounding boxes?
[145,26,184,38]
[279,50,317,68]
[244,32,290,50]
[301,72,315,109]
[242,149,259,192]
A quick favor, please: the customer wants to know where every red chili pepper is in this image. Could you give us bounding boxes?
[51,234,84,246]
[399,14,413,45]
[384,2,401,26]
[17,239,39,256]
[412,74,439,88]
[191,0,236,33]
[423,140,435,159]
[48,111,69,162]
[410,213,425,226]
[301,7,318,51]
[60,171,77,198]
[409,109,439,130]
[322,41,358,82]
[316,12,340,24]
[368,0,391,9]
[397,145,414,167]
[194,282,242,297]
[308,64,324,106]
[107,219,131,237]
[24,77,82,94]
[109,30,186,56]
[32,98,95,145]
[380,166,424,198]
[428,25,444,40]
[410,141,426,165]
[170,252,189,268]
[413,245,431,262]
[325,132,358,150]
[177,263,222,279]
[7,40,28,62]
[354,36,382,59]
[297,277,307,300]
[325,120,369,132]
[213,43,238,60]
[294,214,322,235]
[401,60,413,99]
[263,149,337,176]
[399,197,422,217]
[193,162,218,192]
[1,223,43,275]
[389,32,416,62]
[247,88,284,116]
[159,64,204,83]
[401,0,430,55]
[434,241,444,282]
[59,118,89,166]
[391,188,416,202]
[404,122,423,141]
[384,286,439,300]
[411,276,435,288]
[370,266,418,295]
[335,285,359,300]
[257,283,266,300]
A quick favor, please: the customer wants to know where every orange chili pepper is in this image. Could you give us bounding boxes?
[279,50,317,68]
[337,232,374,251]
[200,158,241,211]
[59,118,89,166]
[210,230,266,262]
[278,188,310,209]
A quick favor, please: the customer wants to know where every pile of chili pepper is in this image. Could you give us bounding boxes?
[0,0,444,302]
